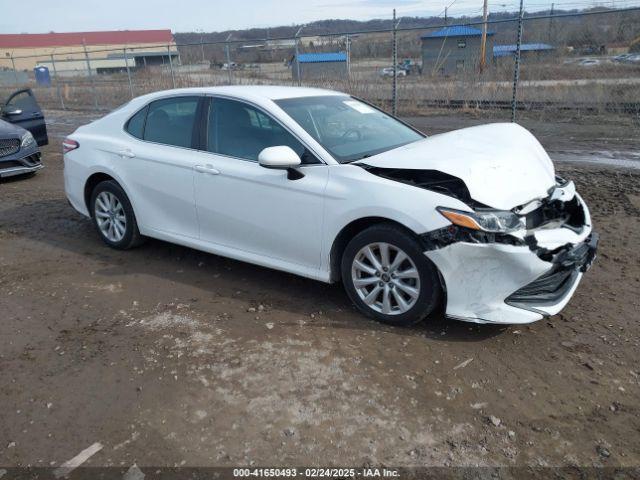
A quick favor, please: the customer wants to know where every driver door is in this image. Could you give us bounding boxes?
[2,89,48,146]
[193,96,329,273]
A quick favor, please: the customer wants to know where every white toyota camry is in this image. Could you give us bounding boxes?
[63,86,598,326]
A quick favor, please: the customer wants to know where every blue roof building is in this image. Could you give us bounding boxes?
[420,25,495,75]
[291,52,348,81]
[421,26,495,39]
[291,52,349,81]
[296,52,348,63]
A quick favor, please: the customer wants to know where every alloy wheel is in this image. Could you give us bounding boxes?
[351,242,421,315]
[94,191,127,243]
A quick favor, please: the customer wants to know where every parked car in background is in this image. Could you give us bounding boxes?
[0,89,47,178]
[63,86,597,326]
[221,62,241,70]
[613,53,640,64]
[380,67,407,77]
[1,89,48,146]
[400,59,421,75]
[578,58,600,67]
[613,53,632,63]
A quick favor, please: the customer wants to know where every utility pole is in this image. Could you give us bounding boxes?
[444,7,448,25]
[511,0,525,122]
[479,0,489,72]
[392,9,398,116]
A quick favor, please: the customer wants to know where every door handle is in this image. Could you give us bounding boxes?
[194,164,220,175]
[117,149,136,158]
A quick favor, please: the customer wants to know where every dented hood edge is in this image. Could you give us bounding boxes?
[355,122,556,210]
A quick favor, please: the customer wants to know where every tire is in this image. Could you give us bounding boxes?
[89,180,144,250]
[341,223,442,326]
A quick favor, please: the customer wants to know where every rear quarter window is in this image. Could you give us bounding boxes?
[125,106,148,139]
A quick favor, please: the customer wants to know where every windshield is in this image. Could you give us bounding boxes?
[275,96,424,163]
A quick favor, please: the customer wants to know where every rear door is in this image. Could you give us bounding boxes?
[115,95,203,239]
[1,89,48,146]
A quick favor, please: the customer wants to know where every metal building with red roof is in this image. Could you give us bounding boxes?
[1,29,177,71]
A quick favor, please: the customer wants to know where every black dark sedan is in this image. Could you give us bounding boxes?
[0,89,48,178]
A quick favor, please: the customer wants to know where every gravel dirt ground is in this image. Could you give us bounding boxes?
[1,112,639,476]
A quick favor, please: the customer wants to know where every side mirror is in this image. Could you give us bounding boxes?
[258,146,301,169]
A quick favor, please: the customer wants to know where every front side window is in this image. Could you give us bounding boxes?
[207,97,318,163]
[275,96,424,163]
[143,97,199,148]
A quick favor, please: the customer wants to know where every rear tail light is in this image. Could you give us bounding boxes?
[63,138,79,154]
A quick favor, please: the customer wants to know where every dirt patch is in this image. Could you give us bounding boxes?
[1,139,639,470]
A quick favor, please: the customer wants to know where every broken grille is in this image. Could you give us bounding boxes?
[0,139,20,158]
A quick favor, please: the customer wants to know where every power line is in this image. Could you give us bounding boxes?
[437,0,460,19]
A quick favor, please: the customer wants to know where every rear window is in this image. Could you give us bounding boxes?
[143,97,199,148]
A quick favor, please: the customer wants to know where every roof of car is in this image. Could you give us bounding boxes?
[132,85,346,105]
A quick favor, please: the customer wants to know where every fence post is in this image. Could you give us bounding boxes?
[167,45,176,88]
[83,42,99,111]
[294,26,304,87]
[479,0,489,72]
[392,9,398,116]
[511,0,525,122]
[10,54,18,85]
[294,39,301,86]
[50,54,65,110]
[124,48,134,98]
[225,34,233,85]
[200,32,206,63]
[346,35,351,78]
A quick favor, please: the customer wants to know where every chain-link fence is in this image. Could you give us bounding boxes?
[1,7,639,127]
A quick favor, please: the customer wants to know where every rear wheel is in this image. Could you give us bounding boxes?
[90,180,144,249]
[341,224,442,326]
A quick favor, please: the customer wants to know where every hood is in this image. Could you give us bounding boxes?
[356,123,556,210]
[0,118,27,140]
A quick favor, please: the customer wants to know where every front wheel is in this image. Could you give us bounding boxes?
[341,224,442,326]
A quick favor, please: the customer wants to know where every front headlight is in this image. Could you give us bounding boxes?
[437,207,525,234]
[21,131,35,148]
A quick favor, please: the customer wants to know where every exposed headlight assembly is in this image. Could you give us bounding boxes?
[437,207,525,234]
[21,131,35,148]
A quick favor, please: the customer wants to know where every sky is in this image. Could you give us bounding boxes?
[0,0,636,34]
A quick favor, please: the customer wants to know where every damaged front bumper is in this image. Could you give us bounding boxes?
[423,181,598,324]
